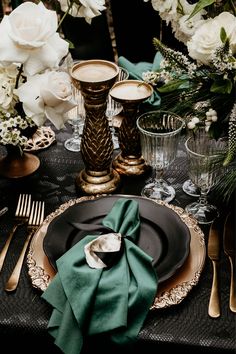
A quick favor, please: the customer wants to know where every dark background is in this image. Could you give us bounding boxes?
[2,0,185,64]
[62,0,184,64]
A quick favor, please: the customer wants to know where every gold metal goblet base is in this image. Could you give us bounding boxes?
[0,151,40,178]
[113,153,150,176]
[76,168,121,195]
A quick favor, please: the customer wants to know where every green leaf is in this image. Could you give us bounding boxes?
[210,78,233,94]
[220,27,227,43]
[187,0,215,20]
[65,39,75,49]
[157,80,188,93]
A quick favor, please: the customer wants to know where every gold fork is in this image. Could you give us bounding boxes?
[5,200,45,292]
[0,194,31,273]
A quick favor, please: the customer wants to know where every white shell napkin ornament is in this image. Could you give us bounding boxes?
[84,232,122,269]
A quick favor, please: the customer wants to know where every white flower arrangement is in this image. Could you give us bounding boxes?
[143,0,236,202]
[144,0,235,44]
[143,0,236,154]
[0,0,107,147]
[0,110,35,146]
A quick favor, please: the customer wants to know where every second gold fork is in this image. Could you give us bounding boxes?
[0,194,31,274]
[5,200,45,292]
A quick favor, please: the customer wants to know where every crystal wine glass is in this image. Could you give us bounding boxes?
[106,67,129,149]
[182,178,200,197]
[184,131,227,224]
[64,87,85,152]
[137,110,185,203]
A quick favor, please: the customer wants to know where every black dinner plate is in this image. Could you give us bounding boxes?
[43,195,191,284]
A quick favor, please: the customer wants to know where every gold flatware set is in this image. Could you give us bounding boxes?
[208,212,235,318]
[223,212,236,313]
[0,207,8,217]
[0,194,45,291]
[208,218,221,318]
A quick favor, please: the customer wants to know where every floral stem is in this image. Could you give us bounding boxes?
[229,0,236,16]
[57,1,73,30]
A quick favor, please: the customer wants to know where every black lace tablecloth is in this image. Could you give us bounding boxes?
[0,124,235,354]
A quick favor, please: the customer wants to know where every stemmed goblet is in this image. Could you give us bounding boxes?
[106,67,129,149]
[182,178,200,197]
[64,87,85,152]
[137,110,185,203]
[184,131,227,224]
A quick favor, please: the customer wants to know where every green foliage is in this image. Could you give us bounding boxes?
[157,79,188,93]
[213,164,236,204]
[210,77,233,94]
[220,27,227,43]
[187,0,215,20]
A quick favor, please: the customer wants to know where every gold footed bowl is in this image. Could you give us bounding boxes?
[0,145,40,178]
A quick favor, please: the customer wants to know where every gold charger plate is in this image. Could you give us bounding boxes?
[27,196,206,309]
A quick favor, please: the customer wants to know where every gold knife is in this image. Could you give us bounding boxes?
[208,218,221,318]
[223,212,236,313]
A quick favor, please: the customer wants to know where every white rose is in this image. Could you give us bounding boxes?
[58,0,106,24]
[177,14,206,44]
[0,2,69,76]
[16,71,76,130]
[187,12,236,66]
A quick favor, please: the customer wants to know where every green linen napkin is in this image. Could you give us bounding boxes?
[42,198,158,354]
[118,53,162,110]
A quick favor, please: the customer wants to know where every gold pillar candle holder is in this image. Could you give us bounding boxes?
[109,80,153,176]
[70,59,121,195]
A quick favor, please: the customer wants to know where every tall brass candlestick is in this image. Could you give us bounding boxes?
[109,80,153,175]
[71,60,120,194]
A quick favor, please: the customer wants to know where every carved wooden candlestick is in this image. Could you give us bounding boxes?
[71,60,120,195]
[109,80,153,175]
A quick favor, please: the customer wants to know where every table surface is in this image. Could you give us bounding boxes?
[0,124,235,354]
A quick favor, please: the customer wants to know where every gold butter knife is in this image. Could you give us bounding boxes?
[223,212,236,313]
[0,207,8,217]
[208,218,221,318]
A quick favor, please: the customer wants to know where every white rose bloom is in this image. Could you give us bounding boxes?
[0,2,69,76]
[178,15,206,43]
[148,0,177,14]
[58,0,106,24]
[229,26,236,53]
[187,12,236,66]
[16,71,76,130]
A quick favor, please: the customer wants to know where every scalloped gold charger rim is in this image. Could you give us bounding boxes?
[27,196,206,309]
